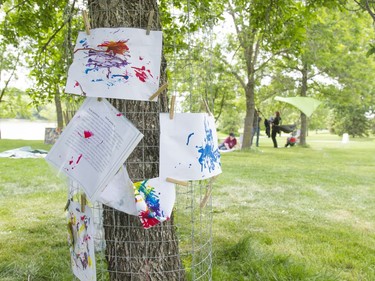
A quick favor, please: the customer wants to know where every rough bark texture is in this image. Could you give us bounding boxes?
[88,1,185,280]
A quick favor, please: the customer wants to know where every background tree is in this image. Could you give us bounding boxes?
[0,42,21,103]
[263,4,374,142]
[211,0,319,148]
[312,6,374,137]
[331,105,370,136]
[0,0,81,128]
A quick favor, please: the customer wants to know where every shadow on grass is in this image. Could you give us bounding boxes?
[212,235,339,281]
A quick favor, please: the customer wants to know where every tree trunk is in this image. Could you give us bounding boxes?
[299,62,308,146]
[88,1,185,280]
[241,37,258,149]
[54,89,64,129]
[242,83,255,149]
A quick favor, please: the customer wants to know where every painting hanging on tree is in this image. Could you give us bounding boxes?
[65,28,163,101]
[99,165,176,229]
[134,177,176,229]
[67,201,96,281]
[45,97,143,201]
[159,113,222,181]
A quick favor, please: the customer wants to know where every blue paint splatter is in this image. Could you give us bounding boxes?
[91,78,104,82]
[196,116,221,173]
[186,132,195,145]
[136,180,162,218]
[112,74,130,80]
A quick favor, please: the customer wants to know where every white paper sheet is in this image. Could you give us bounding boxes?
[67,201,96,281]
[46,97,143,201]
[99,165,176,229]
[160,113,222,181]
[99,165,138,216]
[65,28,162,101]
[134,178,176,229]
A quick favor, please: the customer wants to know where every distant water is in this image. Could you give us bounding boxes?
[0,119,57,140]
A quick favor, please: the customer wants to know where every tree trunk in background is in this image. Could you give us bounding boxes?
[241,42,257,149]
[54,89,64,129]
[300,62,308,146]
[242,83,255,149]
[88,1,185,280]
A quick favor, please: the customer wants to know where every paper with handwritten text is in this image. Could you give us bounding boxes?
[46,97,143,201]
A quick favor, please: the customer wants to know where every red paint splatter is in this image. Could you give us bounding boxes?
[83,130,94,138]
[74,81,80,87]
[139,210,160,228]
[116,113,123,116]
[131,66,154,83]
[98,40,129,55]
[76,154,83,164]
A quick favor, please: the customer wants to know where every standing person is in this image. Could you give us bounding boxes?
[271,111,281,148]
[251,110,262,147]
[218,133,237,151]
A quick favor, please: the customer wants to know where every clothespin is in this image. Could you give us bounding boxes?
[203,99,213,116]
[169,94,176,120]
[200,176,217,208]
[81,193,87,212]
[82,10,91,35]
[149,83,168,101]
[146,10,155,35]
[166,177,188,187]
[199,187,213,208]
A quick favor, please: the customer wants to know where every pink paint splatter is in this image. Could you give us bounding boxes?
[131,66,154,83]
[116,113,123,116]
[73,81,86,96]
[66,154,83,171]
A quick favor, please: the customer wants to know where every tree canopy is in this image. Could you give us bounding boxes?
[0,0,374,138]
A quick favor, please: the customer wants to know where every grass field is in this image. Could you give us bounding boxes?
[0,133,374,280]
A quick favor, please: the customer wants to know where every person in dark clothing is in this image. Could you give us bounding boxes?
[264,118,271,138]
[271,111,281,148]
[218,133,237,150]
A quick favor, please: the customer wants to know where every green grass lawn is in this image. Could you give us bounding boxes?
[0,134,374,280]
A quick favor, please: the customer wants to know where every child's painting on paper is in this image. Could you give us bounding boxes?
[65,28,163,101]
[134,178,176,229]
[45,98,143,202]
[160,113,221,181]
[67,201,96,281]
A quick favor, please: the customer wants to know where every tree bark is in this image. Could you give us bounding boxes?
[54,88,64,129]
[242,83,255,149]
[241,42,257,149]
[88,1,185,280]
